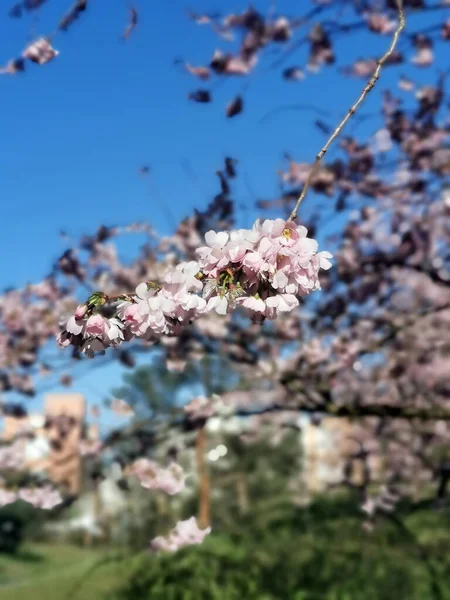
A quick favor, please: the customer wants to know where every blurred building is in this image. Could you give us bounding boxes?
[45,393,86,495]
[301,417,380,492]
[1,393,90,495]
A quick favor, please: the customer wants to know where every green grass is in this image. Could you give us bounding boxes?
[1,498,450,600]
[113,499,450,600]
[0,543,124,600]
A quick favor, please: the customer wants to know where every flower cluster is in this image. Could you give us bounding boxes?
[184,395,217,421]
[18,485,63,510]
[198,218,332,318]
[150,517,211,552]
[130,458,186,495]
[184,394,234,422]
[79,439,102,457]
[0,487,17,508]
[116,261,207,339]
[57,219,331,356]
[23,38,59,65]
[361,486,400,519]
[0,484,63,510]
[0,440,26,471]
[58,296,125,357]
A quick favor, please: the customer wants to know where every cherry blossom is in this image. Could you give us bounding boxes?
[0,488,17,508]
[79,439,102,457]
[130,458,186,495]
[0,440,26,471]
[57,219,331,354]
[110,398,135,416]
[150,517,211,552]
[23,38,59,65]
[184,396,217,421]
[18,485,63,510]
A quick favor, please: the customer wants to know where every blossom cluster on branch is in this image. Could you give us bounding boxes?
[150,517,211,553]
[0,482,63,510]
[57,218,332,356]
[129,458,186,495]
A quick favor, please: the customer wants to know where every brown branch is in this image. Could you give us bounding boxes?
[236,403,450,421]
[288,0,405,221]
[196,426,210,529]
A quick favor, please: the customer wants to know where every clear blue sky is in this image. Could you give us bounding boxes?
[1,0,446,427]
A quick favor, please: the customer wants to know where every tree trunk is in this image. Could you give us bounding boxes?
[155,492,168,516]
[196,426,210,529]
[85,485,103,546]
[236,472,249,515]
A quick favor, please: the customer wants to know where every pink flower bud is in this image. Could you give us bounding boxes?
[85,314,106,336]
[75,304,88,319]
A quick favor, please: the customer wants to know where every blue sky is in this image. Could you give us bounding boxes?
[1,0,447,428]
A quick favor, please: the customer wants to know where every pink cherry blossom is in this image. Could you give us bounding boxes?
[264,294,299,319]
[58,219,331,355]
[207,295,229,315]
[79,440,102,457]
[240,295,266,313]
[184,395,217,420]
[74,304,88,319]
[85,314,106,337]
[150,517,211,552]
[196,230,231,274]
[0,440,26,471]
[0,488,17,508]
[66,316,84,335]
[106,318,124,341]
[23,38,59,65]
[18,485,63,510]
[131,458,186,495]
[164,261,203,292]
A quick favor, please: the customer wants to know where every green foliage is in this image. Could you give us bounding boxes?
[0,511,25,554]
[207,430,303,533]
[105,492,182,552]
[114,499,450,600]
[111,354,242,419]
[0,543,123,599]
[1,501,450,600]
[0,501,44,554]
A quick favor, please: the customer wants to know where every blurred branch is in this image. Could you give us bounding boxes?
[235,403,450,422]
[259,103,331,126]
[288,0,405,220]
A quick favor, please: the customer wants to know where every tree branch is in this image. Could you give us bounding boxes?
[288,0,405,220]
[236,403,450,421]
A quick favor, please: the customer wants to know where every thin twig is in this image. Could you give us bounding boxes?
[288,0,405,221]
[259,103,331,126]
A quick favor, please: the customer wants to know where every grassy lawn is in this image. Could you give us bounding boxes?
[0,543,125,600]
[1,500,450,600]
